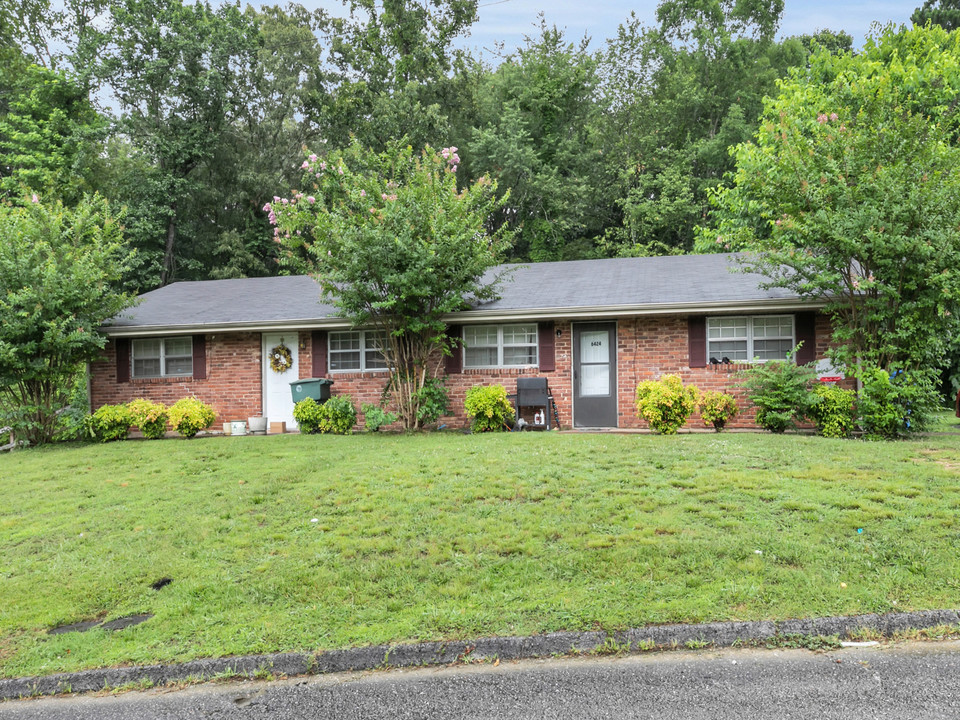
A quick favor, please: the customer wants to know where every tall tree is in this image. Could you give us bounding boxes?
[95,0,259,286]
[706,25,960,374]
[595,1,848,256]
[0,63,105,204]
[467,23,604,261]
[271,141,511,429]
[912,0,960,31]
[0,195,135,445]
[314,0,478,151]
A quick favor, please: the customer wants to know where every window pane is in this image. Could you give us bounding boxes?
[165,356,193,375]
[708,341,748,362]
[464,347,497,367]
[464,325,498,347]
[753,316,792,338]
[580,330,609,364]
[503,346,537,366]
[330,332,360,351]
[707,317,747,339]
[502,324,536,345]
[164,337,192,357]
[580,364,609,396]
[132,339,160,359]
[330,351,360,371]
[133,358,161,377]
[753,339,793,360]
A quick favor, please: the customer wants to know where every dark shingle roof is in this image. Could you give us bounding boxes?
[105,254,810,335]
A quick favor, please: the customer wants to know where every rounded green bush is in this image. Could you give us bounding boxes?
[127,398,169,440]
[464,384,515,432]
[85,403,133,442]
[808,384,856,438]
[635,375,699,434]
[698,390,739,432]
[294,395,357,435]
[168,397,216,439]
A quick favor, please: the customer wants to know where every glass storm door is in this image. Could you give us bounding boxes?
[572,322,617,427]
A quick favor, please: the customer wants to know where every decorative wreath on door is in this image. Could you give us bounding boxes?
[269,342,293,374]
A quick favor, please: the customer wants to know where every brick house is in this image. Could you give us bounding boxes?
[90,253,835,431]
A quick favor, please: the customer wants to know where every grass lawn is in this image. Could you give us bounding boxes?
[2,420,960,678]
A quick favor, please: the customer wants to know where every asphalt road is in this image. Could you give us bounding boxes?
[2,641,960,719]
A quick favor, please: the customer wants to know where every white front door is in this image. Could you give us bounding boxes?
[262,333,299,428]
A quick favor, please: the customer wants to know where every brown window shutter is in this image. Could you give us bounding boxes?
[538,322,556,372]
[688,316,707,368]
[794,312,817,365]
[445,325,463,374]
[116,338,130,383]
[192,334,207,379]
[312,330,327,376]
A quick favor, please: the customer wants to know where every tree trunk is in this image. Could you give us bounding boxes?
[161,203,177,286]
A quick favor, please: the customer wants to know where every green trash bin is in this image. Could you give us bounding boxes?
[290,378,333,404]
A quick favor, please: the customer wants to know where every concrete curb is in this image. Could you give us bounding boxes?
[2,609,958,700]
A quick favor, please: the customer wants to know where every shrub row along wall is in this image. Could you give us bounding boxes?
[89,314,842,430]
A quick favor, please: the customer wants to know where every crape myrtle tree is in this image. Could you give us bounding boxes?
[0,195,135,445]
[703,25,960,376]
[271,141,511,429]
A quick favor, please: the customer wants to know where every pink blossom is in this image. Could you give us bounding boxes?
[360,190,366,197]
[852,279,860,289]
[867,273,875,282]
[316,173,321,178]
[307,196,315,204]
[382,193,388,200]
[369,207,376,214]
[31,194,38,203]
[338,167,344,175]
[320,162,327,170]
[262,202,271,212]
[301,161,309,169]
[817,113,828,124]
[273,196,280,202]
[451,165,457,172]
[309,154,318,162]
[282,198,289,205]
[829,113,838,121]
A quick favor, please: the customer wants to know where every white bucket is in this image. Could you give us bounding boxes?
[230,421,247,436]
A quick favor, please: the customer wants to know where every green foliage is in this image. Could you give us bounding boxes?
[697,390,739,432]
[93,0,259,286]
[0,64,105,204]
[635,375,700,434]
[857,367,939,439]
[85,403,132,443]
[708,25,960,375]
[295,396,357,435]
[415,377,449,427]
[127,398,169,440]
[319,395,358,435]
[292,397,323,434]
[360,403,398,432]
[808,384,856,438]
[912,0,960,31]
[464,384,515,432]
[467,24,603,261]
[740,357,816,433]
[168,397,215,439]
[273,140,510,430]
[0,195,135,445]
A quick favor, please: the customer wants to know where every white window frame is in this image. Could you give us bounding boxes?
[707,315,795,363]
[463,323,539,369]
[131,336,193,378]
[328,330,388,373]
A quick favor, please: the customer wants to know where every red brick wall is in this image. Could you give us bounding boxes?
[90,314,843,431]
[91,332,264,425]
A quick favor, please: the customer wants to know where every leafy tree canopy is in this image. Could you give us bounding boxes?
[271,140,511,429]
[704,25,960,373]
[0,195,136,444]
[912,0,960,31]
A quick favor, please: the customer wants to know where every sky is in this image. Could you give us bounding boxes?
[298,0,917,58]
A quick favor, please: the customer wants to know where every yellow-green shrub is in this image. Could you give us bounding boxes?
[464,384,514,432]
[168,397,216,439]
[635,375,700,434]
[698,390,739,432]
[127,398,168,440]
